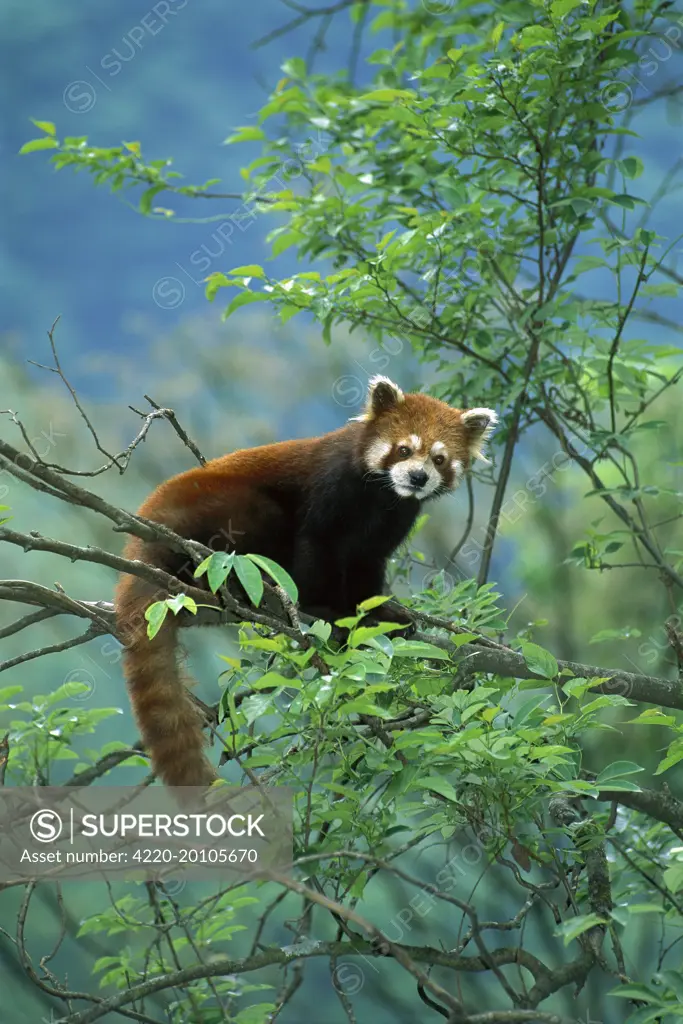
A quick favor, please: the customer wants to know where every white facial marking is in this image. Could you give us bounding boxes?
[390,456,442,500]
[431,441,446,455]
[365,438,392,471]
[451,459,464,478]
[410,434,421,450]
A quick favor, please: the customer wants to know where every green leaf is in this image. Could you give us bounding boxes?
[358,595,391,612]
[655,740,683,775]
[518,641,558,679]
[608,982,666,1002]
[249,671,292,690]
[281,57,306,79]
[579,695,632,715]
[204,272,231,301]
[19,137,59,154]
[304,619,332,643]
[416,776,459,803]
[608,193,646,209]
[223,126,266,144]
[596,760,645,785]
[193,555,212,579]
[569,197,593,216]
[139,184,167,215]
[657,969,683,1001]
[642,282,679,298]
[512,695,550,727]
[555,913,607,946]
[246,554,298,603]
[234,555,264,607]
[451,632,478,649]
[618,156,644,179]
[359,88,415,102]
[628,709,676,727]
[594,779,642,792]
[341,698,392,718]
[271,229,305,257]
[166,593,197,615]
[664,862,683,893]
[280,304,301,323]
[308,155,331,174]
[238,694,272,726]
[235,1004,278,1024]
[491,21,505,46]
[589,626,640,643]
[562,677,603,698]
[145,601,169,640]
[223,290,270,319]
[550,0,583,17]
[350,623,404,647]
[229,264,265,279]
[515,25,555,49]
[206,552,235,592]
[0,686,23,704]
[31,119,57,136]
[390,640,450,660]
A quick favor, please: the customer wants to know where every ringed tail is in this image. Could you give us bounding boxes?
[115,565,217,793]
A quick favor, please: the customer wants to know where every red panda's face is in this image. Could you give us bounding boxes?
[356,377,497,501]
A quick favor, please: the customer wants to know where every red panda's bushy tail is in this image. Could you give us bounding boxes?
[115,550,217,793]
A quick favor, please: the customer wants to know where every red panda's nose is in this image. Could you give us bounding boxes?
[409,469,429,488]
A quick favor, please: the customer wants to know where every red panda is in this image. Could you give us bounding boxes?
[115,376,497,792]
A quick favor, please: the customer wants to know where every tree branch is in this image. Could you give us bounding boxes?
[599,786,683,834]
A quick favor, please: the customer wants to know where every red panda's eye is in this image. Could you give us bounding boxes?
[433,454,445,467]
[397,445,412,459]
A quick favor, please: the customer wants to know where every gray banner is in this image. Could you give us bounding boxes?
[0,785,293,883]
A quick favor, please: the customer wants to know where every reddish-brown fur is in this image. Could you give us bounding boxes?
[115,440,326,793]
[115,379,496,793]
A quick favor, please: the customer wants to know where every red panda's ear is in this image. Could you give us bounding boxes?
[461,407,498,463]
[355,376,405,421]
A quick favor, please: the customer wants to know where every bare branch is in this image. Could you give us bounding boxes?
[140,395,206,466]
[251,0,364,50]
[8,321,206,478]
[65,743,146,788]
[599,786,683,835]
[0,623,102,675]
[0,607,59,641]
[0,526,217,611]
[0,436,209,557]
[0,582,115,633]
[606,245,649,434]
[28,316,123,469]
[0,733,8,786]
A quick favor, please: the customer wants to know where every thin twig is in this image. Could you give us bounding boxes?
[0,623,102,675]
[28,317,123,469]
[141,396,206,466]
[0,607,58,640]
[448,474,475,564]
[477,334,540,587]
[606,245,649,434]
[0,732,9,785]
